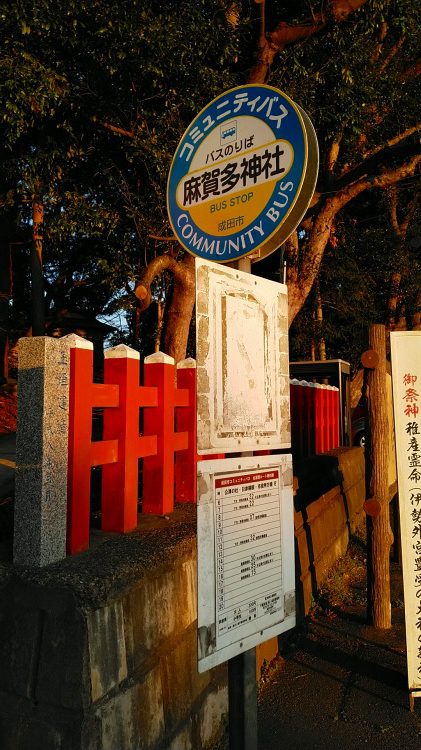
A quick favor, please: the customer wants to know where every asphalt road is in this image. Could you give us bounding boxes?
[213,610,421,750]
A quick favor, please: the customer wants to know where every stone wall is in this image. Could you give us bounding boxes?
[0,448,365,750]
[294,447,366,615]
[0,507,227,750]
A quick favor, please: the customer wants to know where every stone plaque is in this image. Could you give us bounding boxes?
[196,258,290,453]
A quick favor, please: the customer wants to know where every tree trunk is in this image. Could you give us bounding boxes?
[0,207,17,384]
[135,252,195,363]
[163,253,195,362]
[366,324,392,628]
[386,271,401,330]
[31,192,45,336]
[315,282,326,360]
[412,288,421,330]
[155,299,164,353]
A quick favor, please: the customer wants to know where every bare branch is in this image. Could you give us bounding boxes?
[101,121,135,138]
[360,124,421,161]
[388,186,400,235]
[400,57,421,82]
[248,0,369,83]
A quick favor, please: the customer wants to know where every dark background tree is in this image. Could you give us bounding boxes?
[290,185,421,370]
[0,0,420,375]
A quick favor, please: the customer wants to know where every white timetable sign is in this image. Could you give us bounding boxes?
[197,454,295,673]
[391,331,421,704]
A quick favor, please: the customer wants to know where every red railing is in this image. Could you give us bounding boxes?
[289,378,340,459]
[66,341,223,554]
[67,343,197,553]
[66,340,340,554]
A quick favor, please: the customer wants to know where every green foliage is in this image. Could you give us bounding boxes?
[0,0,244,341]
[0,0,419,356]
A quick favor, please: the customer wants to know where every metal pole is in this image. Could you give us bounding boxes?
[228,649,258,750]
[228,255,258,750]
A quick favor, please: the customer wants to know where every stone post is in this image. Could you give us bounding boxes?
[13,336,71,567]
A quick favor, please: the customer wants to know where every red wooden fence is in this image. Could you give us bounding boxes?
[290,379,340,459]
[66,340,340,555]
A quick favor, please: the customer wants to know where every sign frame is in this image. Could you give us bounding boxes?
[167,84,317,264]
[196,258,290,453]
[197,454,295,673]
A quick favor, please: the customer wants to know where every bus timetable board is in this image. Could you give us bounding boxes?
[197,454,295,673]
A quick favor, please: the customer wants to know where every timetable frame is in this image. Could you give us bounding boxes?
[197,454,295,672]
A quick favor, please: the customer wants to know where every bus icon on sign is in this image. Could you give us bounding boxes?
[220,120,237,144]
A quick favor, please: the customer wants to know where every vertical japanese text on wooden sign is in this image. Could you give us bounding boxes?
[391,331,421,692]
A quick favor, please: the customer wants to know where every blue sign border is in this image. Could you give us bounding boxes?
[167,84,307,263]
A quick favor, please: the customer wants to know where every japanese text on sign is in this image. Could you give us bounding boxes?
[179,92,289,164]
[391,331,421,693]
[214,469,284,645]
[402,373,421,670]
[167,84,310,262]
[178,142,292,208]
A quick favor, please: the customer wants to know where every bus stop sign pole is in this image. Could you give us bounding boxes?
[229,649,258,750]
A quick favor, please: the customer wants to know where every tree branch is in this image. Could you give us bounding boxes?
[148,234,178,242]
[248,0,369,83]
[339,123,421,180]
[400,57,421,82]
[289,154,421,323]
[388,186,400,235]
[378,35,405,75]
[360,124,421,162]
[135,255,179,310]
[101,121,135,138]
[370,21,388,65]
[326,135,342,175]
[334,153,421,210]
[400,191,419,237]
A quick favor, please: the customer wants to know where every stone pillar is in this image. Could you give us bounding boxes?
[13,336,71,567]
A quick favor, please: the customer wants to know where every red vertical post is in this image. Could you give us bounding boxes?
[67,339,93,555]
[66,336,119,555]
[308,382,316,456]
[322,385,328,453]
[332,387,340,448]
[298,381,306,457]
[314,383,321,453]
[102,345,158,532]
[143,352,189,515]
[289,379,298,458]
[175,358,197,503]
[325,385,330,451]
[325,385,331,451]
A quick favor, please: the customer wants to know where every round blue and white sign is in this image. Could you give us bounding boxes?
[167,84,310,263]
